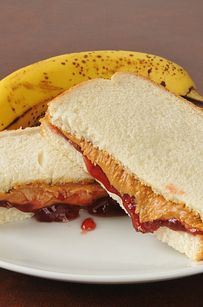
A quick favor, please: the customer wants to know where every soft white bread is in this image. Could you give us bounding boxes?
[40,119,81,162]
[0,127,92,224]
[47,72,203,260]
[155,228,203,261]
[0,127,91,194]
[0,207,33,224]
[48,72,203,217]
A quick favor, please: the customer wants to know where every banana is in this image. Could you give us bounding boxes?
[8,100,47,130]
[0,50,202,131]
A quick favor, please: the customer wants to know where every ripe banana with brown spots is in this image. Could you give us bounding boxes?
[0,50,202,131]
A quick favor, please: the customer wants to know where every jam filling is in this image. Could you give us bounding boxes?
[81,218,96,232]
[48,124,203,235]
[83,156,203,235]
[0,197,124,223]
[35,204,80,222]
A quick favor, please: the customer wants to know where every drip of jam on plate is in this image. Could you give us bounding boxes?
[81,218,96,232]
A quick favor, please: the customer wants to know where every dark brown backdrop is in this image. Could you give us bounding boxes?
[1,0,203,91]
[0,1,203,306]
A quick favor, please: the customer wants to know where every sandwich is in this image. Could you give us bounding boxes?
[0,127,108,224]
[45,72,203,260]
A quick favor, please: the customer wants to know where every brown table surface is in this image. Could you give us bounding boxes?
[0,1,203,306]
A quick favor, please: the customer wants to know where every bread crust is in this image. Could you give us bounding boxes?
[114,72,203,115]
[47,71,203,117]
[56,126,203,232]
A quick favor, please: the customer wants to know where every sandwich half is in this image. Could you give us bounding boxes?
[0,127,107,224]
[46,72,203,260]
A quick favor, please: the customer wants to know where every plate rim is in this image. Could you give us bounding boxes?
[1,259,203,284]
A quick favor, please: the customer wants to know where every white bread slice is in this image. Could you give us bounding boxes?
[0,207,33,224]
[40,119,81,163]
[0,127,91,193]
[47,72,203,260]
[155,228,203,261]
[48,72,203,217]
[0,127,92,224]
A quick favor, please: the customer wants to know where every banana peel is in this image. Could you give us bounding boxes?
[0,50,202,131]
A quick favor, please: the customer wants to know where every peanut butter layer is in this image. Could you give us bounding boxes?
[0,181,107,211]
[62,129,203,232]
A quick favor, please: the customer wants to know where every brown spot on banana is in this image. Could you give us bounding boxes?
[160,81,166,87]
[38,81,64,92]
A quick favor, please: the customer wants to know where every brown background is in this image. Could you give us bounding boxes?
[0,0,203,306]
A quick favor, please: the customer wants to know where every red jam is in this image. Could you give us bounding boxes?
[81,218,96,232]
[87,197,124,217]
[35,204,80,222]
[0,196,124,223]
[37,124,203,235]
[83,156,203,235]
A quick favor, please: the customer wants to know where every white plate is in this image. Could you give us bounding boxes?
[0,210,203,284]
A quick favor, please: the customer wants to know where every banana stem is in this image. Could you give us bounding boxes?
[186,88,203,103]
